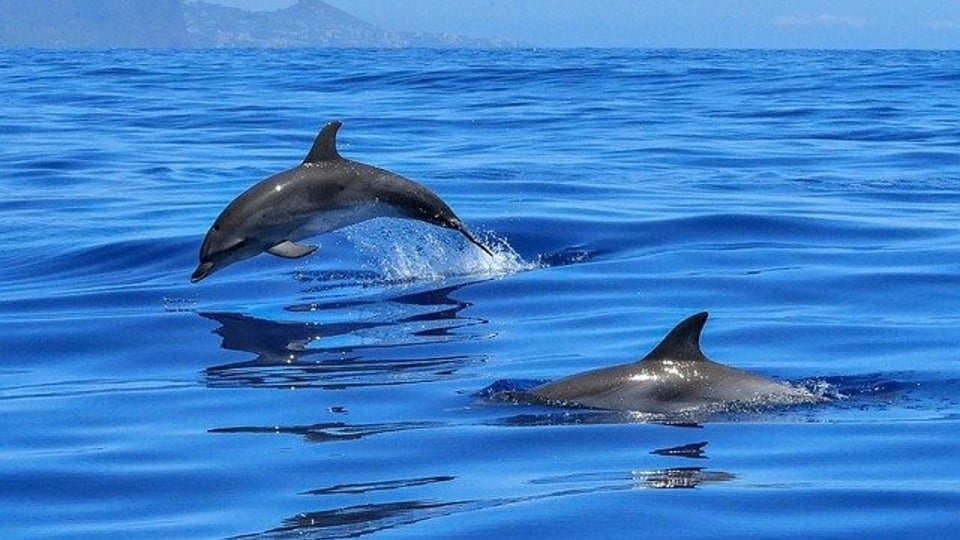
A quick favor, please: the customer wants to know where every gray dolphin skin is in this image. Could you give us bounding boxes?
[531,312,820,413]
[191,120,492,282]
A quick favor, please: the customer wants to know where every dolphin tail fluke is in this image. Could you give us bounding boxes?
[457,227,494,257]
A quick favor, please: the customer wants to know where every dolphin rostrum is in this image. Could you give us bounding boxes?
[530,312,820,414]
[191,120,492,282]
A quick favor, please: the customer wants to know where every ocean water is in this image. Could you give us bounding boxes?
[1,48,959,539]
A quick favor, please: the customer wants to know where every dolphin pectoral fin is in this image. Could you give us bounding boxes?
[267,240,318,259]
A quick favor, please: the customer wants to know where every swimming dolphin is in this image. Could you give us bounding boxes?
[191,120,492,282]
[530,312,820,414]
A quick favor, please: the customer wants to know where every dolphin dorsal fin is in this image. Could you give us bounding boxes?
[303,120,343,164]
[640,312,710,363]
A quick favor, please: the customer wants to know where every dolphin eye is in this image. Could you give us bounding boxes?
[213,224,221,232]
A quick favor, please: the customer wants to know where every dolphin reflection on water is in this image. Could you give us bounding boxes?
[199,281,487,390]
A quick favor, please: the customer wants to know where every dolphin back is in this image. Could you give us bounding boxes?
[529,312,821,414]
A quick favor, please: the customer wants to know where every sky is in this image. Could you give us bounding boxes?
[212,0,960,49]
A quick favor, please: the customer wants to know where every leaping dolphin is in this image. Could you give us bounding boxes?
[530,312,821,414]
[191,120,492,282]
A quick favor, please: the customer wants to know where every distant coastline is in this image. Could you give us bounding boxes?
[0,0,521,49]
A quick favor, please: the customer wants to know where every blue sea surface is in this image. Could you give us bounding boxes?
[1,48,959,539]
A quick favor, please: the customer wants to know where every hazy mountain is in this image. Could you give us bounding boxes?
[0,0,190,48]
[182,0,519,47]
[0,0,519,48]
[185,0,392,47]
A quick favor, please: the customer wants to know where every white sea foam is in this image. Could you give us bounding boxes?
[344,221,537,283]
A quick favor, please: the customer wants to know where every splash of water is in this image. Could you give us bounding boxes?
[344,221,537,284]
